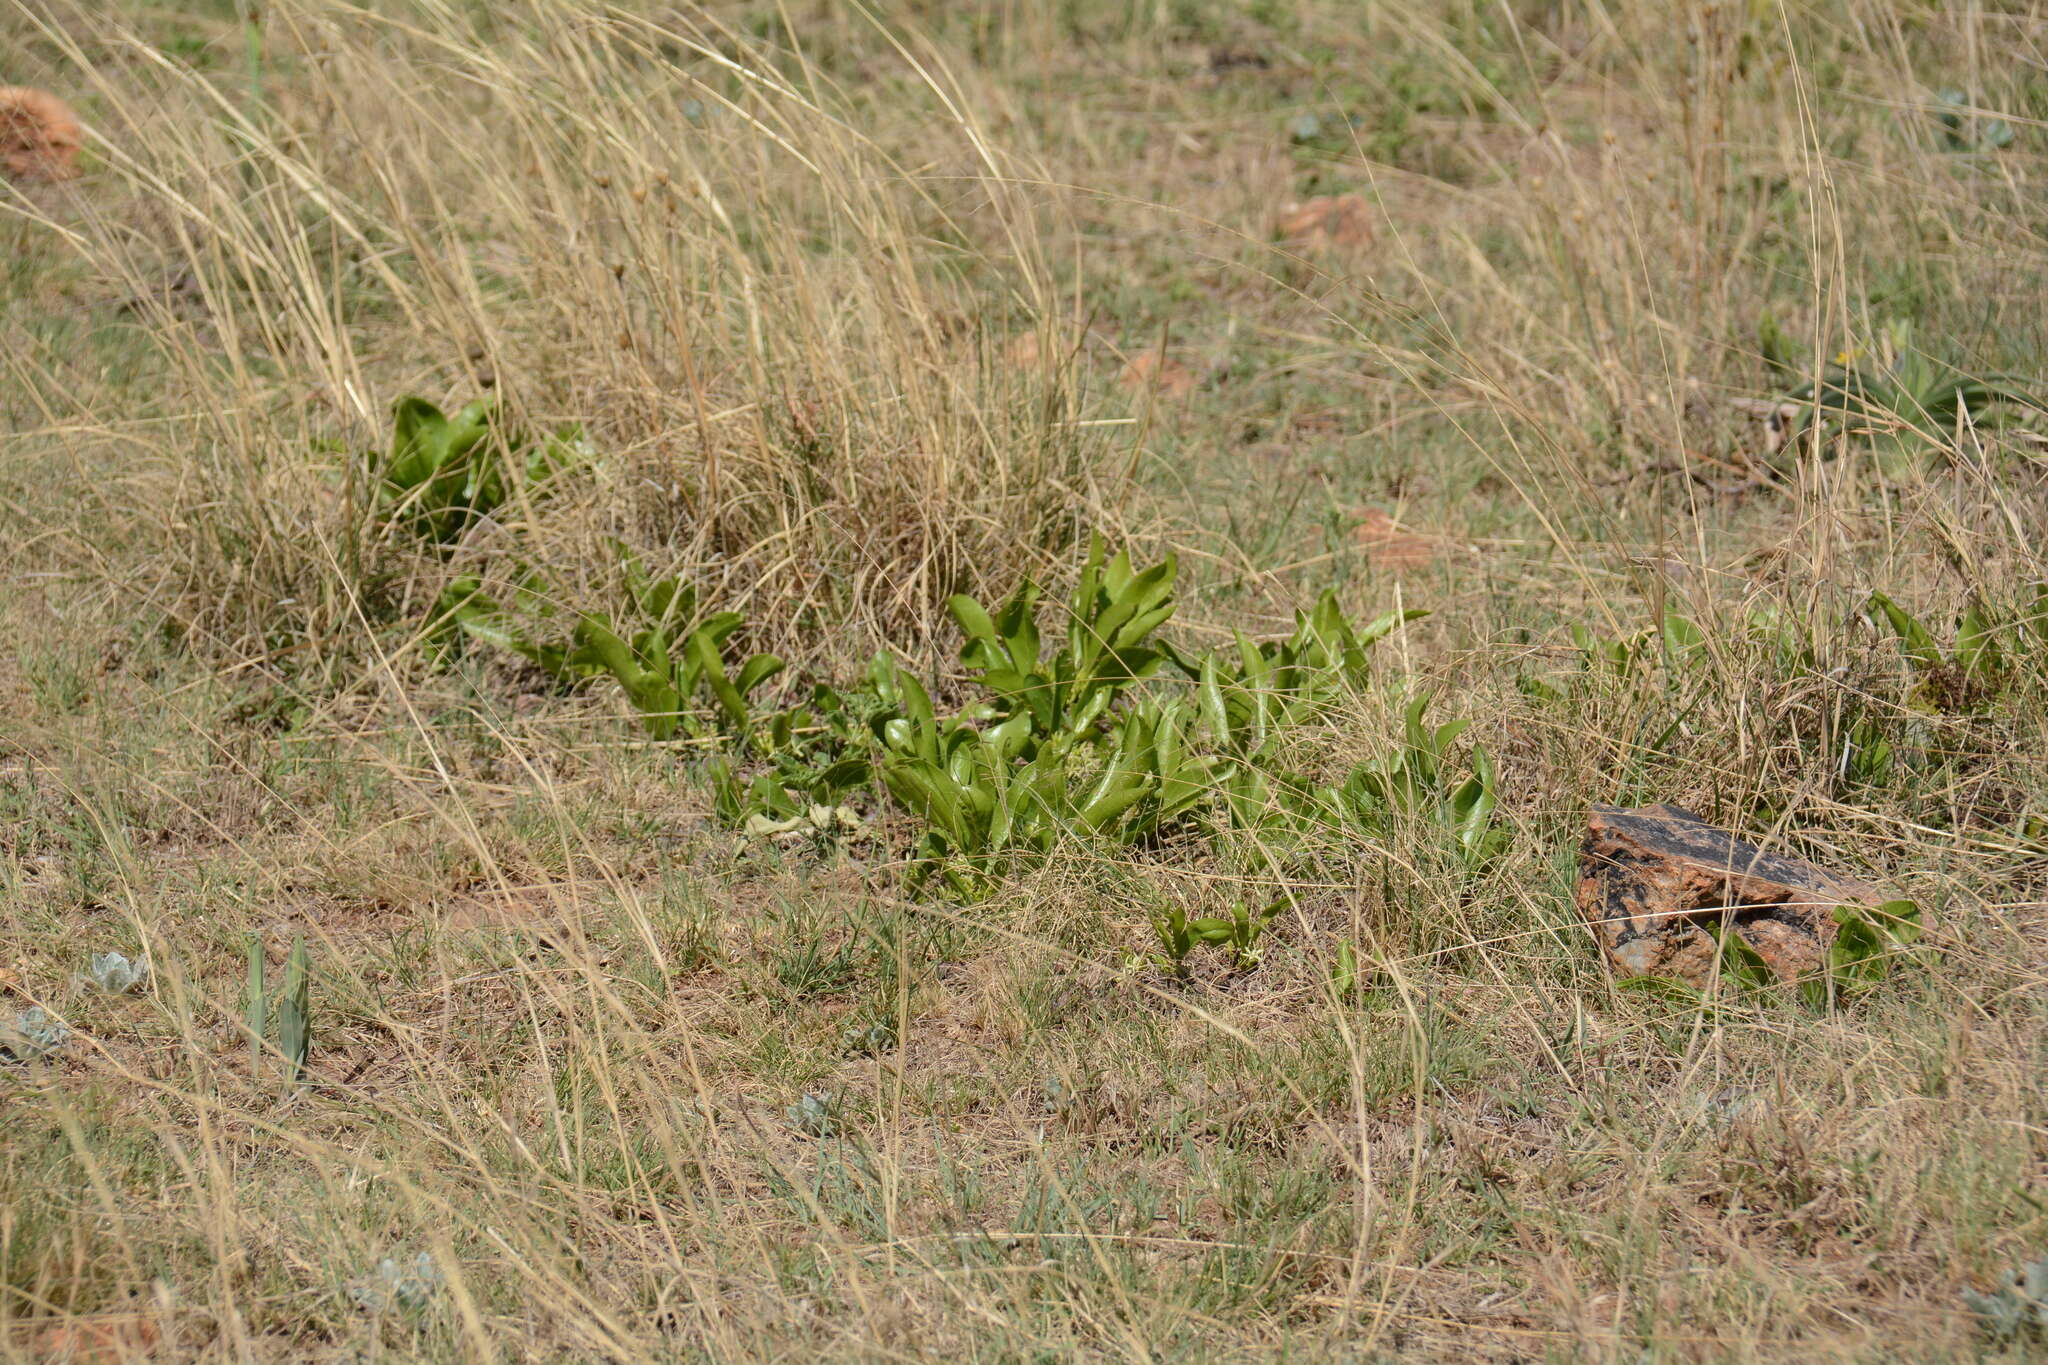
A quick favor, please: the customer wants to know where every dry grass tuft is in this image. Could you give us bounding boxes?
[3,0,2045,1360]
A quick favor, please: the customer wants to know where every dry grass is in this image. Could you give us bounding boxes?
[3,0,2046,1360]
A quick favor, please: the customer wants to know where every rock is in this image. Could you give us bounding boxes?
[1118,350,1197,398]
[1352,507,1442,573]
[0,87,83,183]
[1576,804,1885,989]
[33,1316,160,1362]
[1003,331,1048,370]
[1273,194,1375,252]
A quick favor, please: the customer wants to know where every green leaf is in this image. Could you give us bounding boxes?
[1955,604,1998,679]
[1401,695,1432,757]
[1198,655,1232,746]
[812,757,873,803]
[1822,911,1890,1002]
[1759,313,1801,378]
[1715,929,1776,994]
[1661,612,1707,662]
[883,760,969,845]
[1332,940,1360,1000]
[1867,591,1943,671]
[947,595,1002,658]
[1078,767,1153,832]
[1354,607,1429,647]
[1002,593,1042,677]
[1450,747,1499,860]
[244,938,265,1069]
[1860,898,1923,946]
[277,935,310,1087]
[569,614,638,683]
[734,653,785,697]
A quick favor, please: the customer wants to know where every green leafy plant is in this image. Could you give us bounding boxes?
[1205,897,1285,969]
[245,934,312,1086]
[1329,695,1507,868]
[1195,593,1424,755]
[946,535,1180,748]
[424,571,576,677]
[1712,927,1778,995]
[1519,610,1707,701]
[875,684,1116,898]
[1866,590,2009,711]
[1210,759,1332,873]
[567,548,784,741]
[1517,613,1710,742]
[876,681,1217,897]
[435,545,784,740]
[1763,319,2043,474]
[1143,905,1206,978]
[1799,900,1924,1010]
[1692,900,1922,1009]
[367,395,584,551]
[1329,940,1366,1001]
[1141,898,1285,978]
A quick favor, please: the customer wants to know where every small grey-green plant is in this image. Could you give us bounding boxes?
[278,936,311,1085]
[1963,1254,2048,1346]
[2,1007,68,1062]
[244,937,265,1068]
[1933,89,2016,153]
[84,951,149,994]
[348,1251,442,1315]
[840,1019,895,1057]
[786,1091,839,1138]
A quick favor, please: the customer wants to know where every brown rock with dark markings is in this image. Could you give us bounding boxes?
[1577,804,1884,989]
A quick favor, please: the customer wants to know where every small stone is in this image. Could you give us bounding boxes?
[1352,508,1440,572]
[1577,804,1886,989]
[33,1317,160,1362]
[1118,350,1197,398]
[1003,331,1047,370]
[1273,194,1375,252]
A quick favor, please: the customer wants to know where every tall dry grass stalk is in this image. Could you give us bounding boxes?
[12,0,1114,670]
